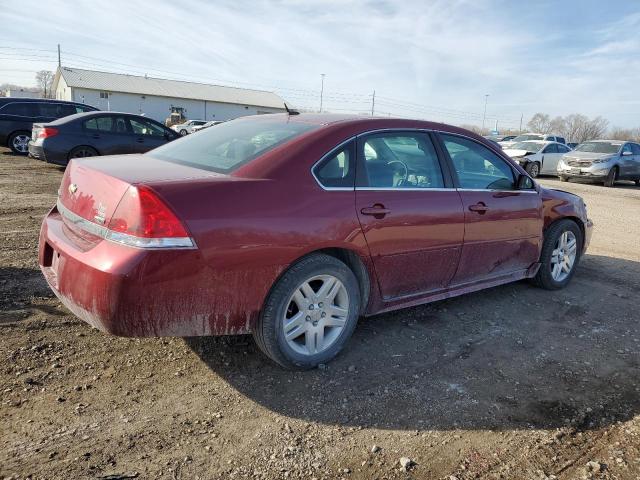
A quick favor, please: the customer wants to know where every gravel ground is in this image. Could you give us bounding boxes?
[1,150,639,480]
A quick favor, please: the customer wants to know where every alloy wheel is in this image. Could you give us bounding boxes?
[550,230,577,282]
[71,148,96,158]
[282,274,349,356]
[12,134,30,153]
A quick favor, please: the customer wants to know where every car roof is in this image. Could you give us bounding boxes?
[0,97,93,108]
[42,110,153,126]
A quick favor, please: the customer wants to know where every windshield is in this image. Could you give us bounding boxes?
[574,142,622,154]
[149,117,319,172]
[510,141,544,152]
[512,134,544,142]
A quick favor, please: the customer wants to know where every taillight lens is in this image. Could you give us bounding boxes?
[106,186,193,248]
[37,127,59,138]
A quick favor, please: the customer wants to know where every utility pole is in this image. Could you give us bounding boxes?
[371,90,375,116]
[481,94,489,132]
[519,113,523,132]
[57,44,61,67]
[319,73,325,113]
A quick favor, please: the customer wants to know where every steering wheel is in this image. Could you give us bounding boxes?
[387,160,409,185]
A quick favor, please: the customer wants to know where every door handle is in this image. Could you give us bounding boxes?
[468,202,488,213]
[360,205,391,217]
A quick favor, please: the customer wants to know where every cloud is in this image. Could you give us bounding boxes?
[1,0,639,127]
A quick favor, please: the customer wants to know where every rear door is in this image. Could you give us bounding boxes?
[355,131,465,300]
[128,117,171,152]
[83,115,134,155]
[631,143,640,178]
[437,133,542,285]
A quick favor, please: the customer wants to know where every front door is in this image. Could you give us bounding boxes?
[355,131,465,300]
[437,133,543,285]
[128,118,170,153]
[540,143,562,174]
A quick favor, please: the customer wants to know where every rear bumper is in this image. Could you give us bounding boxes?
[38,207,261,337]
[28,143,46,161]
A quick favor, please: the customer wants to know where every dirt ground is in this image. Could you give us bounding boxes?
[1,148,639,480]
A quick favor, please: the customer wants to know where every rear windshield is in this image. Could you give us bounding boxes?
[149,117,319,173]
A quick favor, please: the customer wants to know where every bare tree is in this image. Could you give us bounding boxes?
[35,70,55,98]
[609,127,640,142]
[526,113,552,133]
[579,116,608,143]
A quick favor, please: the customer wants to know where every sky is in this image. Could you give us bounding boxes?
[1,0,639,129]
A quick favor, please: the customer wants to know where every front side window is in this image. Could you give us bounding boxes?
[557,144,571,153]
[631,143,640,155]
[314,141,354,188]
[129,118,166,137]
[441,134,515,190]
[149,117,319,173]
[358,133,444,189]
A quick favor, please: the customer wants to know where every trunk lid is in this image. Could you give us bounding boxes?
[59,154,225,227]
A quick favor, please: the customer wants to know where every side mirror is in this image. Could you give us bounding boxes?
[622,150,633,156]
[517,173,535,190]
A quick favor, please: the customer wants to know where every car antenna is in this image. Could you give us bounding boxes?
[284,102,300,115]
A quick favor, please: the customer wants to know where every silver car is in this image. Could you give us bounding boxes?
[557,140,640,187]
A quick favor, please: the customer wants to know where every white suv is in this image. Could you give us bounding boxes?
[171,120,207,136]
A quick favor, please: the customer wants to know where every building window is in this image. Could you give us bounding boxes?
[99,91,109,99]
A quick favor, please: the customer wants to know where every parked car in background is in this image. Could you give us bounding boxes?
[191,120,223,133]
[28,111,180,166]
[503,140,572,177]
[485,134,516,143]
[0,98,98,154]
[500,133,566,149]
[557,140,640,187]
[567,142,579,149]
[171,119,207,135]
[38,113,592,369]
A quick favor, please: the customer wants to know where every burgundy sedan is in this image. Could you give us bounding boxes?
[39,114,593,369]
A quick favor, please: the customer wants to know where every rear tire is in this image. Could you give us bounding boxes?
[253,253,361,370]
[532,219,582,290]
[604,167,617,187]
[525,162,540,178]
[559,175,569,182]
[68,146,99,160]
[8,131,31,155]
[635,179,640,186]
[179,129,188,136]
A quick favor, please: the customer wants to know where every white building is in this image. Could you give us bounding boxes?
[52,67,286,122]
[5,87,41,98]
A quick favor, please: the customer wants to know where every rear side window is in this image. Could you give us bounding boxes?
[314,141,355,188]
[543,143,558,154]
[37,103,78,118]
[557,137,565,144]
[149,118,319,173]
[84,116,114,132]
[0,102,38,117]
[441,134,515,190]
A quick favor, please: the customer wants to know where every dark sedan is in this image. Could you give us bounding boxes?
[29,111,180,166]
[39,114,592,369]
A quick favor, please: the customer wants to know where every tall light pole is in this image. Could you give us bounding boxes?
[482,94,489,132]
[319,73,325,113]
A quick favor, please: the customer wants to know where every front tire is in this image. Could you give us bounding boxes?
[604,167,617,187]
[8,131,31,155]
[532,219,582,290]
[179,129,188,136]
[253,253,361,370]
[525,162,540,178]
[559,175,569,182]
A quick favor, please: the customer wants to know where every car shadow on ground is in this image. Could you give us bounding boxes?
[0,267,61,324]
[186,254,640,431]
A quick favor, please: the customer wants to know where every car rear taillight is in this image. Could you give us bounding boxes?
[37,127,59,139]
[106,186,194,248]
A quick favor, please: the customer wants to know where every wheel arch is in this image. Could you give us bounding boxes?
[67,145,101,160]
[544,216,585,249]
[7,129,31,147]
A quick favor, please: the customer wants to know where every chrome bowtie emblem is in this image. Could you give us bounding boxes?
[68,183,78,194]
